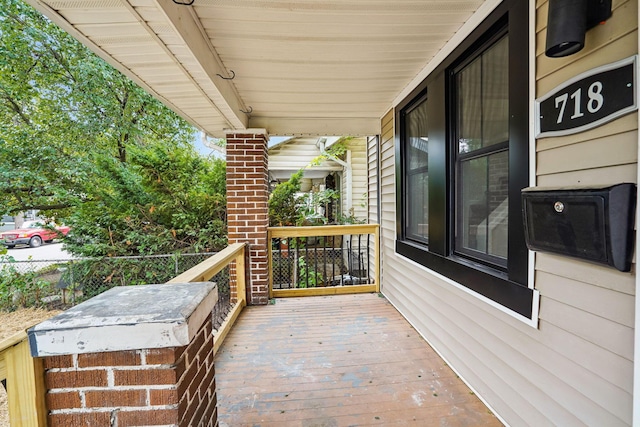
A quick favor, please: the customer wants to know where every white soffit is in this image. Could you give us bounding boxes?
[25,0,485,136]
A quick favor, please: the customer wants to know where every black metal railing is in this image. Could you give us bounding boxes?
[268,224,379,294]
[271,235,371,289]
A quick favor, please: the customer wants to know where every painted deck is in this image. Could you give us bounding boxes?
[215,294,502,426]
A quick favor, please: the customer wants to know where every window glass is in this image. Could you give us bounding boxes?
[405,99,429,242]
[458,150,508,261]
[482,36,509,147]
[457,36,509,154]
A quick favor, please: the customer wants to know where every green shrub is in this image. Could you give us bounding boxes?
[296,256,322,288]
[0,257,52,311]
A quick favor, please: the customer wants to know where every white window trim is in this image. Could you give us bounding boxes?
[395,252,540,328]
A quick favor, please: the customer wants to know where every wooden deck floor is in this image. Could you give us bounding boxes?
[215,294,502,427]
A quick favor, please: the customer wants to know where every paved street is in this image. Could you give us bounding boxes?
[2,242,74,262]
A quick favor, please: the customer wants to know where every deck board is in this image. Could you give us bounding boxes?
[215,294,501,426]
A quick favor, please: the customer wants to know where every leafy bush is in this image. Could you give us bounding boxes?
[64,142,227,257]
[268,169,304,226]
[0,256,54,311]
[296,255,322,288]
[0,1,228,258]
[298,188,340,225]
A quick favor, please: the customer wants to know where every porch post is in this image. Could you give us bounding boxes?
[225,130,270,305]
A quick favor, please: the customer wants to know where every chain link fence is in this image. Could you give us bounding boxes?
[0,253,231,330]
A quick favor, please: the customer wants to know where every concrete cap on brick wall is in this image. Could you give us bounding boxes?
[28,282,218,357]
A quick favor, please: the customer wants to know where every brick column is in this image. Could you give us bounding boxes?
[28,283,219,427]
[42,333,215,426]
[225,130,269,305]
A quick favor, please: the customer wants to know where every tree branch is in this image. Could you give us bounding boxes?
[0,89,33,127]
[16,203,74,211]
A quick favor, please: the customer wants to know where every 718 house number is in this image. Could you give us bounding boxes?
[554,81,604,123]
[536,56,637,138]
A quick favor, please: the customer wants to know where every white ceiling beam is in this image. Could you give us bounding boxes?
[249,117,380,137]
[154,0,248,130]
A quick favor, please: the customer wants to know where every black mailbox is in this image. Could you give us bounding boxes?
[522,183,636,272]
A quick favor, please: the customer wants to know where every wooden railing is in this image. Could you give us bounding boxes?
[268,224,380,298]
[167,242,247,354]
[0,331,47,426]
[0,243,246,426]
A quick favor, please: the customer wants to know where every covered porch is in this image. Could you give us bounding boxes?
[14,0,638,424]
[5,231,501,426]
[6,228,501,426]
[215,294,500,426]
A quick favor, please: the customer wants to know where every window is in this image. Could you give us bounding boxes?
[395,0,533,318]
[455,32,509,268]
[403,95,429,244]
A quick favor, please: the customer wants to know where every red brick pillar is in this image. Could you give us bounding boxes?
[28,283,219,427]
[226,130,269,305]
[42,332,215,427]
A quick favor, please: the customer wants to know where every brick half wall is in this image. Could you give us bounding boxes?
[43,315,216,427]
[226,131,269,305]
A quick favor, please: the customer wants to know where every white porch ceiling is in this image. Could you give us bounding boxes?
[26,0,488,137]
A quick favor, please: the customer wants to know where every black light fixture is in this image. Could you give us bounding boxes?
[545,0,612,58]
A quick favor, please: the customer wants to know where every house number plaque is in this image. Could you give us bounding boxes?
[536,55,637,138]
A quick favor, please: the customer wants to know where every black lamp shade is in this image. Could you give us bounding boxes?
[545,0,612,58]
[545,0,587,57]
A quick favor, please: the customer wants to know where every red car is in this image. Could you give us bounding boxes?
[0,220,71,248]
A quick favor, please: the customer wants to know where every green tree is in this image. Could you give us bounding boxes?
[268,169,304,226]
[0,0,93,214]
[0,0,194,215]
[0,0,227,256]
[64,142,227,257]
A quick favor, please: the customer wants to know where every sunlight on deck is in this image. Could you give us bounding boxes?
[215,294,501,426]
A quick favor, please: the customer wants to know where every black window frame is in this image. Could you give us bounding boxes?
[395,0,534,319]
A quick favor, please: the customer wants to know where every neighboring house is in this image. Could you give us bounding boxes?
[24,0,640,425]
[0,211,37,232]
[268,136,368,222]
[0,215,15,233]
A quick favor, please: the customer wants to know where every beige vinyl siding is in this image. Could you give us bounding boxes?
[268,137,340,173]
[376,1,637,425]
[531,0,636,423]
[377,108,393,284]
[269,136,369,221]
[342,137,369,221]
[536,110,638,186]
[378,111,395,286]
[379,110,396,261]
